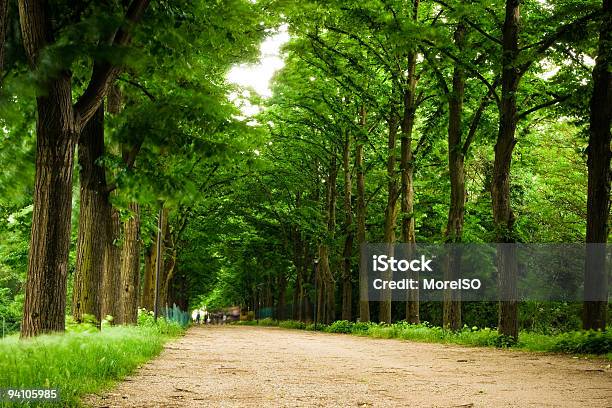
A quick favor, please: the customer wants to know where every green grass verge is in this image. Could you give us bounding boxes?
[0,317,185,407]
[237,318,612,359]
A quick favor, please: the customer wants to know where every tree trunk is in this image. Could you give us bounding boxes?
[141,246,155,311]
[583,0,612,330]
[356,106,369,323]
[160,217,175,309]
[443,22,467,331]
[120,202,141,324]
[101,85,123,323]
[142,207,168,311]
[18,0,78,337]
[493,0,521,340]
[72,105,107,326]
[402,48,419,324]
[20,75,76,337]
[380,102,400,324]
[101,204,122,322]
[319,154,337,324]
[277,272,287,320]
[341,131,354,321]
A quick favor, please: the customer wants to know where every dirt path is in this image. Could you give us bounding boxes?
[85,325,612,407]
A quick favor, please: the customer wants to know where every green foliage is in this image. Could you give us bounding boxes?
[239,319,612,357]
[325,320,354,334]
[278,320,306,330]
[547,331,612,355]
[0,324,183,406]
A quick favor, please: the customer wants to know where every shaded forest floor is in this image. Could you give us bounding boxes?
[84,325,612,407]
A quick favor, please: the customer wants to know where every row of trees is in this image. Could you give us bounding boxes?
[192,0,610,339]
[0,0,609,340]
[0,0,270,337]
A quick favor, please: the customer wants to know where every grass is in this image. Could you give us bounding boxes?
[0,315,185,407]
[236,318,612,359]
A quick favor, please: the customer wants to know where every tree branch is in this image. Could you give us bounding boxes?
[74,0,151,129]
[431,0,502,45]
[517,93,571,120]
[518,10,600,74]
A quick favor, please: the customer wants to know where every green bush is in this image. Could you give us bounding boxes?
[325,320,354,334]
[278,320,305,330]
[549,330,612,354]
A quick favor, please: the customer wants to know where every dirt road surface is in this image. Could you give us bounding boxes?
[84,325,612,407]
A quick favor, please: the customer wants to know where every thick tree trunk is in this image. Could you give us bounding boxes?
[493,0,521,340]
[583,0,612,330]
[120,203,141,324]
[356,106,369,323]
[341,131,354,321]
[443,23,467,331]
[21,74,76,337]
[18,0,78,337]
[72,105,107,326]
[380,106,400,324]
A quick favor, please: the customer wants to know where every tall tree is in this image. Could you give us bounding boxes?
[18,0,150,337]
[583,0,611,330]
[72,105,106,325]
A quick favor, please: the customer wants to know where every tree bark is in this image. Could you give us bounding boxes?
[72,105,107,326]
[21,75,76,337]
[356,106,369,323]
[277,272,287,320]
[119,202,141,324]
[101,203,122,322]
[583,0,611,330]
[401,54,419,324]
[380,101,400,324]
[443,22,467,331]
[319,154,338,324]
[341,131,354,321]
[18,0,77,338]
[101,85,123,323]
[493,0,521,340]
[159,213,175,308]
[18,0,150,337]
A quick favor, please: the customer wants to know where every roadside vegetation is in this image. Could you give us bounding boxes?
[0,312,185,407]
[235,319,612,359]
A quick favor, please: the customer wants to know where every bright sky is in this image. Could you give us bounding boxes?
[227,24,290,100]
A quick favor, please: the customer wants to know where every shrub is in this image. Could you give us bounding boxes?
[549,330,612,354]
[278,320,305,330]
[325,320,354,334]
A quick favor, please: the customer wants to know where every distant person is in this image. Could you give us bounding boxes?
[222,314,227,325]
[206,316,211,325]
[195,311,201,325]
